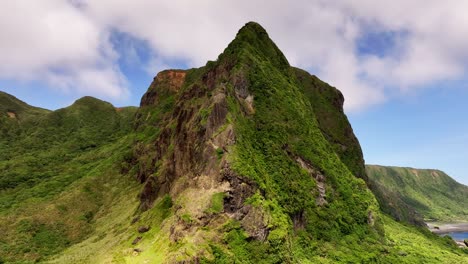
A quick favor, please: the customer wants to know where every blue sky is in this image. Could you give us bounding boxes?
[349,82,468,184]
[1,1,468,185]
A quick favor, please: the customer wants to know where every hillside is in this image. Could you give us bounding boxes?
[0,95,138,262]
[366,165,468,222]
[123,21,384,263]
[0,91,50,139]
[0,91,50,120]
[1,22,467,263]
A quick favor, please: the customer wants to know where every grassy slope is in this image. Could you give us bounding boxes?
[1,22,468,263]
[54,22,465,263]
[0,95,138,263]
[381,215,467,263]
[366,165,468,222]
[50,23,466,263]
[0,91,50,141]
[0,91,50,120]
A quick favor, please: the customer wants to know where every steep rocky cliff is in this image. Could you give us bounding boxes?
[128,22,383,262]
[2,22,466,264]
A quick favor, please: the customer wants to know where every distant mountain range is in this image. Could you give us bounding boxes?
[367,165,468,224]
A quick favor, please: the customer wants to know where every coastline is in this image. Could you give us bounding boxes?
[426,222,468,235]
[426,222,468,247]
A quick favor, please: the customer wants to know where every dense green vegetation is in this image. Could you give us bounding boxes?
[367,165,468,222]
[0,94,138,262]
[0,92,50,140]
[0,91,50,120]
[293,68,367,181]
[0,22,466,263]
[213,22,382,260]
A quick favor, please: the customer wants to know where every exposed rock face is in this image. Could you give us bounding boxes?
[137,225,150,233]
[140,70,187,107]
[134,60,241,211]
[291,210,306,231]
[2,23,466,263]
[7,111,16,119]
[222,164,269,240]
[129,22,381,262]
[222,165,256,216]
[295,156,327,206]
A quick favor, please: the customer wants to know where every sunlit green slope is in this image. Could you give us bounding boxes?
[1,22,466,263]
[367,165,468,222]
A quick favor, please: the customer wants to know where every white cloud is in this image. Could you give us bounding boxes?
[2,0,468,111]
[338,0,468,90]
[78,0,382,110]
[0,0,128,100]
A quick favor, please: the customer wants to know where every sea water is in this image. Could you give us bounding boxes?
[444,231,468,241]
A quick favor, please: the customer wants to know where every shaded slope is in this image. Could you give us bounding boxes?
[293,68,367,181]
[367,165,468,222]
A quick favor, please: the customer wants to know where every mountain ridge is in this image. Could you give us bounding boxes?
[0,91,50,119]
[0,22,466,263]
[366,164,468,223]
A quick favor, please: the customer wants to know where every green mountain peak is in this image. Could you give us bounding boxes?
[1,22,467,263]
[219,21,290,69]
[70,96,114,109]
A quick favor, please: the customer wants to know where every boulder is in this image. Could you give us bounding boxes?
[138,225,150,233]
[132,236,142,245]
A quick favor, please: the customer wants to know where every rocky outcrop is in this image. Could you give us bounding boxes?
[137,225,150,233]
[131,236,142,245]
[295,156,327,206]
[140,70,187,107]
[126,22,384,262]
[7,111,16,119]
[222,165,256,216]
[134,59,240,211]
[221,164,269,240]
[284,145,328,207]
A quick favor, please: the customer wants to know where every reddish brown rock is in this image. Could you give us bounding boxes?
[140,69,187,107]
